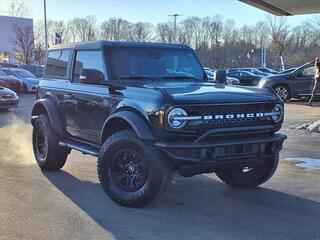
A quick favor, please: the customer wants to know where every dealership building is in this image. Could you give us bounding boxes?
[0,15,34,64]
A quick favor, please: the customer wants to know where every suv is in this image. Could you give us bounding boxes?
[259,61,317,101]
[31,41,286,207]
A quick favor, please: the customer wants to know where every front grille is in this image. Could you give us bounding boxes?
[185,102,275,129]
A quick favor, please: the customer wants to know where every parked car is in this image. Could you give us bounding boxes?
[0,86,19,110]
[0,69,23,93]
[0,62,18,68]
[226,76,240,85]
[259,61,317,101]
[205,69,240,85]
[2,68,40,93]
[256,67,277,74]
[227,70,261,86]
[229,68,270,77]
[18,64,45,78]
[278,67,297,75]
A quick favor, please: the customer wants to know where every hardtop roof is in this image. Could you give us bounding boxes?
[49,40,191,51]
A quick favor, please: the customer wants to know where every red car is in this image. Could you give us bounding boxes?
[0,69,23,93]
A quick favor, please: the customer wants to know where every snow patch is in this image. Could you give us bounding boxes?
[284,157,320,171]
[294,121,320,133]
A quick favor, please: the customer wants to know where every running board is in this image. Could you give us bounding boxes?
[59,140,100,157]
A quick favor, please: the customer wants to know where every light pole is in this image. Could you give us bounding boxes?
[168,14,181,43]
[44,0,48,54]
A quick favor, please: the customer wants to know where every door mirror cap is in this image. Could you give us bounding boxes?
[80,68,105,84]
[214,70,227,84]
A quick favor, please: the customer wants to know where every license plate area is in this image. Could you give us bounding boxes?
[213,143,263,159]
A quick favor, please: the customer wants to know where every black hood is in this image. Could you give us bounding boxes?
[142,81,279,104]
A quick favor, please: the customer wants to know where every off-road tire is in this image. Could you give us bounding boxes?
[215,153,279,188]
[32,114,69,171]
[98,130,173,208]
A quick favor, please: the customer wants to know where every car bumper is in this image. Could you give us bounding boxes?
[25,82,38,92]
[155,126,287,176]
[0,99,19,108]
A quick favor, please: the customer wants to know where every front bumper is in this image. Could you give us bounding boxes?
[25,82,38,92]
[0,98,19,108]
[155,126,287,176]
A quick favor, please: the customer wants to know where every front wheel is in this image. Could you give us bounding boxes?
[215,153,279,188]
[98,130,173,208]
[273,85,291,101]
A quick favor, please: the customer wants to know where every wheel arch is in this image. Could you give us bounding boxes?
[31,98,64,135]
[100,111,155,144]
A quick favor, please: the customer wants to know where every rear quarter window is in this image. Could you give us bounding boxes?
[45,49,71,79]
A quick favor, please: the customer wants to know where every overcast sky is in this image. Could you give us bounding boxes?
[0,0,319,26]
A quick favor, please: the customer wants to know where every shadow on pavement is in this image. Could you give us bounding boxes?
[44,170,320,240]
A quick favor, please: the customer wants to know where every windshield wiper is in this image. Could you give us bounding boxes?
[119,76,152,80]
[162,76,202,81]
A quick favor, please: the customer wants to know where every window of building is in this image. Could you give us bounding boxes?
[73,50,106,84]
[45,49,71,78]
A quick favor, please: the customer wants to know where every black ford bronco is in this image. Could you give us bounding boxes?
[31,41,286,207]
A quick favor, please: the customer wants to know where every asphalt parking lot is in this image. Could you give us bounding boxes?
[0,94,319,240]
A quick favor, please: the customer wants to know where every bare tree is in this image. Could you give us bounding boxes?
[7,0,31,17]
[101,18,131,41]
[132,22,153,42]
[33,21,45,64]
[72,16,98,41]
[156,22,173,43]
[267,16,292,60]
[10,25,35,64]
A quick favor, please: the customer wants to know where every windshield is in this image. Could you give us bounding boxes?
[2,69,15,76]
[0,70,7,76]
[109,48,205,81]
[13,69,36,78]
[251,69,264,75]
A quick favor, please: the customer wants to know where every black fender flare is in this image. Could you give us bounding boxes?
[31,98,64,135]
[100,111,155,143]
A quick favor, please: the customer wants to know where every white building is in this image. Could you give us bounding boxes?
[0,15,34,64]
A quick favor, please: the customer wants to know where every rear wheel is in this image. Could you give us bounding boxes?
[98,130,173,207]
[215,153,279,188]
[32,114,69,171]
[273,85,291,101]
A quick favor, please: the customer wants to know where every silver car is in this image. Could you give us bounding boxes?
[2,68,40,93]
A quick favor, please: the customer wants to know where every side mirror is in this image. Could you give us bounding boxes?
[80,68,105,84]
[214,70,227,84]
[295,72,303,78]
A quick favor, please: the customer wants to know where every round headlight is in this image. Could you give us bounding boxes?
[167,108,188,129]
[271,104,283,123]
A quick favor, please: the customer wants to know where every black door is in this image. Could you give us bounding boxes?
[62,50,114,144]
[292,64,315,95]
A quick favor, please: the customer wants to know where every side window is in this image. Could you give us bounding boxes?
[45,49,70,78]
[73,50,106,84]
[301,65,315,77]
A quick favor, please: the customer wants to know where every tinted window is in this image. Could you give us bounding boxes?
[228,71,238,77]
[240,72,250,77]
[301,65,314,77]
[73,50,106,84]
[13,69,36,78]
[45,50,70,78]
